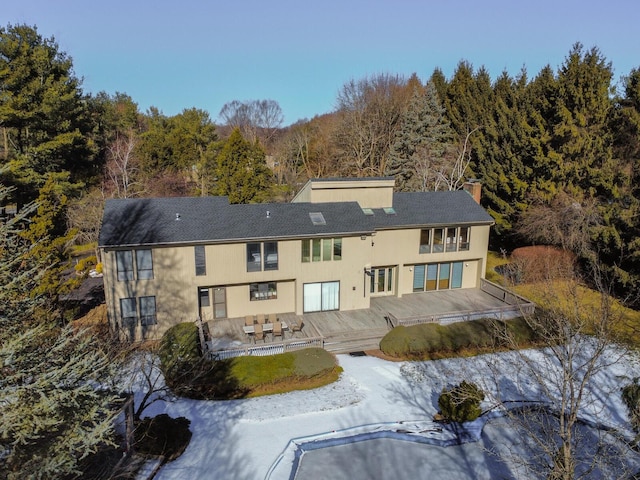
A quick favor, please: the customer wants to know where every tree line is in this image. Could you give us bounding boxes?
[2,24,639,306]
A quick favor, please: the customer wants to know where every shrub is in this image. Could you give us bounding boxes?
[135,414,192,461]
[438,381,484,423]
[380,318,538,360]
[159,322,201,388]
[74,255,97,276]
[622,378,640,434]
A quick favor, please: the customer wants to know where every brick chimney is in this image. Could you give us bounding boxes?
[463,181,481,204]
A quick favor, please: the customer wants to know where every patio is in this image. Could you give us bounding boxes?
[204,282,533,356]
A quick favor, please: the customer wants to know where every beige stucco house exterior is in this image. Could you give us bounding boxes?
[98,178,494,341]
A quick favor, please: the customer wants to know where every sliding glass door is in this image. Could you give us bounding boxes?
[303,281,340,313]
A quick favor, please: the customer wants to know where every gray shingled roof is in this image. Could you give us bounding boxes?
[98,190,493,248]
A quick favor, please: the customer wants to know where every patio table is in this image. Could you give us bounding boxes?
[243,322,288,335]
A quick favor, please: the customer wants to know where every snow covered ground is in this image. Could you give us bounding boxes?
[137,347,640,480]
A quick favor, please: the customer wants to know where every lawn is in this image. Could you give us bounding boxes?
[228,347,342,397]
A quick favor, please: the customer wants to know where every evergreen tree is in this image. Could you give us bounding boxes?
[387,81,455,191]
[215,128,273,203]
[0,24,97,202]
[0,181,121,479]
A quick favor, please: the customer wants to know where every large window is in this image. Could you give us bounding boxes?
[302,238,342,262]
[413,262,464,291]
[117,250,153,281]
[247,242,278,272]
[419,227,471,254]
[250,282,277,301]
[195,246,206,276]
[303,281,340,312]
[139,296,157,326]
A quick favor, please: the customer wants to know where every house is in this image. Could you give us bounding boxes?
[98,177,494,341]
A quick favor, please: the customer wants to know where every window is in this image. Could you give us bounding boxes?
[247,242,278,272]
[309,212,326,225]
[264,242,278,270]
[302,238,342,262]
[432,228,444,252]
[250,282,277,301]
[419,230,431,254]
[452,262,463,288]
[446,228,457,252]
[413,261,464,291]
[247,243,261,272]
[458,227,470,251]
[116,251,134,281]
[117,250,154,281]
[426,264,438,290]
[333,238,342,261]
[312,239,321,262]
[413,265,425,292]
[139,296,157,326]
[419,227,471,254]
[195,246,206,276]
[322,239,332,261]
[120,297,137,328]
[439,263,450,289]
[136,249,154,279]
[301,240,310,262]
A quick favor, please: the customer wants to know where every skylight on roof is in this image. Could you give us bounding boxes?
[362,208,374,216]
[383,207,396,215]
[309,212,326,225]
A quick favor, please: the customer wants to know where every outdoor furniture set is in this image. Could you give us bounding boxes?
[243,314,304,343]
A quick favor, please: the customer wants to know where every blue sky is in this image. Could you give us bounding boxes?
[5,0,639,125]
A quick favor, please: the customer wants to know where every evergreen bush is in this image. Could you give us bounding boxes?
[135,414,192,461]
[438,381,485,423]
[622,378,640,434]
[159,322,201,388]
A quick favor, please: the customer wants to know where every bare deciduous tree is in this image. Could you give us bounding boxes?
[434,127,479,191]
[219,99,284,145]
[334,74,409,177]
[104,131,141,198]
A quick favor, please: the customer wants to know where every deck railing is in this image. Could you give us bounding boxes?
[206,336,324,360]
[386,282,535,328]
[480,279,536,315]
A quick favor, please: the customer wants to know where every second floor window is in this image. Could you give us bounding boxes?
[419,227,471,254]
[302,238,342,262]
[195,246,206,276]
[247,242,278,272]
[136,249,153,279]
[116,249,153,281]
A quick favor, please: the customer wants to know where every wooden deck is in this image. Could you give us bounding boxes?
[205,284,532,355]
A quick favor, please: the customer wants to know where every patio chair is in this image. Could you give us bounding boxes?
[245,315,255,326]
[272,321,283,340]
[254,323,265,343]
[290,317,304,337]
[268,313,277,324]
[256,313,266,325]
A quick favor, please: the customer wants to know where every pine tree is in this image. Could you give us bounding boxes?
[387,81,456,191]
[0,24,96,203]
[215,128,273,203]
[0,181,121,479]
